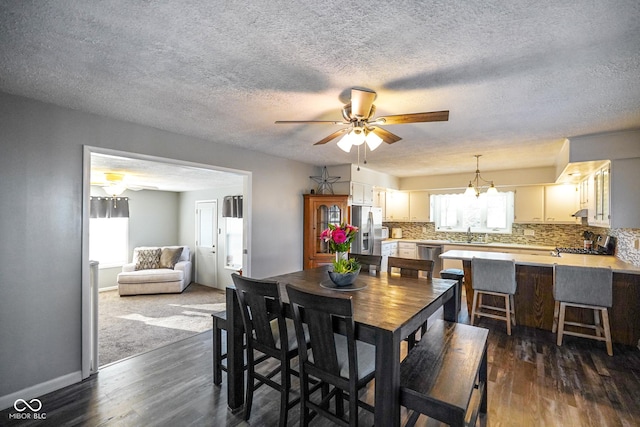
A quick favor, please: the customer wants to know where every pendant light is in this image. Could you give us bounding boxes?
[464,155,498,197]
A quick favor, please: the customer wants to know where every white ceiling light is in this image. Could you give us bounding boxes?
[464,155,498,197]
[101,172,127,196]
[337,127,384,153]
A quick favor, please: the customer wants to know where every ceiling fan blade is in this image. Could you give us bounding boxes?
[313,128,350,145]
[351,88,377,119]
[375,110,449,125]
[371,127,402,144]
[275,120,347,125]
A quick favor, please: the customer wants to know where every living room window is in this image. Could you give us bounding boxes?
[89,196,130,268]
[89,217,129,268]
[431,191,514,233]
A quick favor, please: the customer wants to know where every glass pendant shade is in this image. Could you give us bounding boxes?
[103,183,126,196]
[337,132,355,152]
[464,183,477,197]
[486,183,498,195]
[365,131,383,151]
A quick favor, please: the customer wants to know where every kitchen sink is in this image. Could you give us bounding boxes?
[447,240,489,245]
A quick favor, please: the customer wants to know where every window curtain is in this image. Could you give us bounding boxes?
[222,195,243,218]
[90,196,130,218]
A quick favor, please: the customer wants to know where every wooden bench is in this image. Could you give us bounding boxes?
[400,319,488,427]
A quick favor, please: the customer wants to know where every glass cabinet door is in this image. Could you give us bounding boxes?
[315,204,342,254]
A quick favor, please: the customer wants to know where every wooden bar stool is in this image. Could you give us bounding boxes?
[470,258,517,335]
[552,265,613,356]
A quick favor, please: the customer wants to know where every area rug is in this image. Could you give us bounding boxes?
[98,283,226,366]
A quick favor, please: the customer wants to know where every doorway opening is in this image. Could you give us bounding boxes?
[82,146,251,377]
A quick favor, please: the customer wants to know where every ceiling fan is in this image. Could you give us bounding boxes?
[91,172,157,196]
[275,88,449,153]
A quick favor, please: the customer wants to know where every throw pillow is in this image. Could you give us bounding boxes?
[135,248,161,270]
[159,247,184,269]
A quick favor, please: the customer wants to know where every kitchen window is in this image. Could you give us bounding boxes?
[431,191,514,233]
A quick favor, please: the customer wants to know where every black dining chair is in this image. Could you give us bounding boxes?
[286,284,376,427]
[348,253,383,276]
[387,256,435,279]
[231,273,301,427]
[387,256,435,348]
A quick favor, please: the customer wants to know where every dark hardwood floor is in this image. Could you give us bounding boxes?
[3,304,640,426]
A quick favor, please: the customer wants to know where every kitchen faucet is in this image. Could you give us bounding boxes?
[466,227,473,243]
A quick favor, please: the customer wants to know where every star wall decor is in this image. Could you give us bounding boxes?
[310,166,340,195]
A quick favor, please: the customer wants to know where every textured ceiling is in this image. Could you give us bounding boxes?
[1,1,639,179]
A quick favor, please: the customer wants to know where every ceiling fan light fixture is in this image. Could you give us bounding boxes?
[364,130,383,151]
[103,183,126,197]
[336,133,354,152]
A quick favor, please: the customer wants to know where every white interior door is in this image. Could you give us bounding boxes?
[195,201,218,287]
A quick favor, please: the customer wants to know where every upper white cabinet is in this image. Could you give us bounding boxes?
[409,191,430,222]
[544,184,579,223]
[386,191,410,221]
[514,186,544,223]
[373,188,386,218]
[514,184,578,224]
[351,182,373,206]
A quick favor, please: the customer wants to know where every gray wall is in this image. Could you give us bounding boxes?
[90,187,181,289]
[0,92,315,408]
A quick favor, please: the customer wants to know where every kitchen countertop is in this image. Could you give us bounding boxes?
[440,249,640,275]
[382,239,557,252]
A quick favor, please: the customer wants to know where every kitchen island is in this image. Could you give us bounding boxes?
[441,249,640,346]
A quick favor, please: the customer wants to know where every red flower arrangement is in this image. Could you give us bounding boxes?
[320,223,359,253]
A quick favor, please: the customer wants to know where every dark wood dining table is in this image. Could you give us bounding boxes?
[224,266,458,427]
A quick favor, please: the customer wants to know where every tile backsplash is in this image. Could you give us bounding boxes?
[383,222,640,267]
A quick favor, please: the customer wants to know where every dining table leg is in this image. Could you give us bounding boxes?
[442,283,458,322]
[374,328,401,426]
[225,287,244,412]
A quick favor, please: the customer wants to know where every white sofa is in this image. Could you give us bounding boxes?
[117,246,192,296]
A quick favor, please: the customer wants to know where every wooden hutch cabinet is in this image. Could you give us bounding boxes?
[303,194,350,269]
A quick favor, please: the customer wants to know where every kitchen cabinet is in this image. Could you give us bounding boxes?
[514,186,544,223]
[381,240,398,272]
[409,191,430,222]
[398,241,416,259]
[351,182,373,206]
[373,189,386,219]
[591,165,610,226]
[386,191,410,221]
[514,184,578,224]
[544,184,578,223]
[303,194,349,269]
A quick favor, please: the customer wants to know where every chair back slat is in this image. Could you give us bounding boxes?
[387,256,434,279]
[348,253,383,275]
[286,284,354,378]
[232,274,284,350]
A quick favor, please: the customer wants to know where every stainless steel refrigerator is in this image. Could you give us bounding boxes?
[350,206,383,256]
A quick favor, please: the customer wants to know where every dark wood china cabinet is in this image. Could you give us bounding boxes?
[303,194,350,269]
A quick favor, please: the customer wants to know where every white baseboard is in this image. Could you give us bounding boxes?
[99,286,118,292]
[0,371,82,412]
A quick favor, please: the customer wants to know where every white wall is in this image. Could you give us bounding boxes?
[0,92,315,409]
